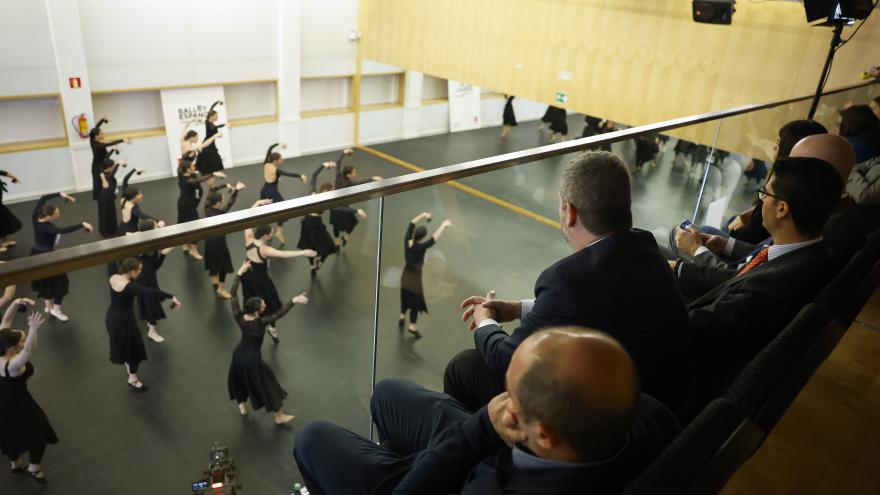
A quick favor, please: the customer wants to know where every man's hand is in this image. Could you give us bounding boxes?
[700,233,727,254]
[488,392,527,448]
[674,226,703,257]
[460,293,520,330]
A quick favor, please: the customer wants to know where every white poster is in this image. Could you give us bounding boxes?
[447,81,481,132]
[160,86,233,175]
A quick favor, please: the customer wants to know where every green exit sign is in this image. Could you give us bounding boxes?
[555,92,568,104]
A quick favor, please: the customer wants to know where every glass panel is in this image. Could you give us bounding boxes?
[1,151,381,494]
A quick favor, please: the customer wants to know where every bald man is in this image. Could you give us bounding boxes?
[293,328,680,495]
[672,134,865,294]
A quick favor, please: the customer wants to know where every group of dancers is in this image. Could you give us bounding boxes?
[498,99,570,142]
[0,100,456,485]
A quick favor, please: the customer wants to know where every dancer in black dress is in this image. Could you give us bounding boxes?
[242,226,316,343]
[500,94,517,138]
[177,156,226,260]
[0,170,23,251]
[106,258,181,391]
[30,193,93,321]
[180,117,222,160]
[228,261,308,423]
[548,106,568,142]
[0,307,53,485]
[538,105,554,131]
[89,118,131,201]
[96,152,128,238]
[399,212,452,338]
[135,220,176,344]
[118,168,157,235]
[204,181,255,299]
[329,148,380,249]
[197,101,230,187]
[298,162,338,276]
[260,143,307,245]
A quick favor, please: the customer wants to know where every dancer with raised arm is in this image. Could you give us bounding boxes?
[399,212,452,338]
[96,152,127,238]
[260,143,307,245]
[329,148,381,249]
[242,226,316,343]
[135,220,176,343]
[203,181,254,299]
[0,170,23,250]
[89,118,130,201]
[298,161,338,276]
[177,156,226,260]
[118,167,160,235]
[106,258,181,392]
[30,193,93,321]
[228,261,308,424]
[0,305,54,485]
[197,101,230,187]
[180,117,222,160]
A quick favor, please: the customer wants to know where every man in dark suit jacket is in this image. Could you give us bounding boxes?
[293,328,681,495]
[671,156,843,399]
[447,151,689,414]
[672,134,864,301]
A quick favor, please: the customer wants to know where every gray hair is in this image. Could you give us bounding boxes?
[559,151,632,235]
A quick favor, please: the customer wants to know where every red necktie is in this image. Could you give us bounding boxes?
[737,247,769,277]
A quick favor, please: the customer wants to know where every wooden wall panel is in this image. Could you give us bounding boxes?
[360,0,880,155]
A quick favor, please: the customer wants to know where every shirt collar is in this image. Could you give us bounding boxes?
[511,435,630,471]
[767,237,823,262]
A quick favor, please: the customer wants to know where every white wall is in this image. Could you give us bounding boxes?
[0,0,554,203]
[78,0,279,90]
[0,1,57,96]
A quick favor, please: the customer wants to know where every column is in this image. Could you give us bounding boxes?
[278,0,302,157]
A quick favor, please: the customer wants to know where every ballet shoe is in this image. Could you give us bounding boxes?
[274,413,295,425]
[216,287,232,299]
[188,251,204,260]
[26,469,47,485]
[10,458,25,474]
[127,381,149,392]
[147,331,165,343]
[238,403,248,416]
[49,307,69,322]
[398,317,405,329]
[407,328,423,340]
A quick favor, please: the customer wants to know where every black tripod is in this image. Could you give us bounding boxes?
[807,21,845,120]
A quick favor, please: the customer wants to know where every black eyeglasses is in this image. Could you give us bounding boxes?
[756,184,786,202]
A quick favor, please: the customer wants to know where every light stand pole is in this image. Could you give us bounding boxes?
[807,21,845,120]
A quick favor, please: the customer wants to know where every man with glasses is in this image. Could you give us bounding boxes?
[671,134,864,301]
[671,155,843,403]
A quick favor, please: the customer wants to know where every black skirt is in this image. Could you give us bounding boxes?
[297,215,337,261]
[197,146,224,174]
[400,268,428,314]
[97,191,118,238]
[241,264,283,315]
[0,363,59,459]
[136,271,166,323]
[106,306,147,367]
[30,248,69,302]
[0,204,22,237]
[227,347,287,412]
[204,235,233,276]
[503,101,517,127]
[329,208,359,236]
[177,197,199,224]
[260,182,284,203]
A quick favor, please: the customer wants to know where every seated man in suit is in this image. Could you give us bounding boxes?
[446,151,689,415]
[672,134,864,300]
[293,328,681,495]
[672,157,843,399]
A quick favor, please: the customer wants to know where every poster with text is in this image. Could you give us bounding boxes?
[160,86,233,175]
[447,81,481,133]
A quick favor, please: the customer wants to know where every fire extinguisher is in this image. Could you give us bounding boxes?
[72,113,89,139]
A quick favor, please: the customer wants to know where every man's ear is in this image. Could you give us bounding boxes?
[776,199,791,221]
[534,421,559,451]
[565,202,578,228]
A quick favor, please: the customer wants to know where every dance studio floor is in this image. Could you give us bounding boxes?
[0,115,753,494]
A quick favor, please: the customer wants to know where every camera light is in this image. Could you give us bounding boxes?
[211,482,224,489]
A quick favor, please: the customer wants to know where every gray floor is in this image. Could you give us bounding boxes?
[0,115,754,494]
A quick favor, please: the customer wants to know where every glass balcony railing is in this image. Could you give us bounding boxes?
[0,79,876,493]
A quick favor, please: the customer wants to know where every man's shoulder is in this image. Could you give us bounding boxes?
[544,229,664,280]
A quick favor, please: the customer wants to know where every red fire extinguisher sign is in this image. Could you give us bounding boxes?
[69,77,81,89]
